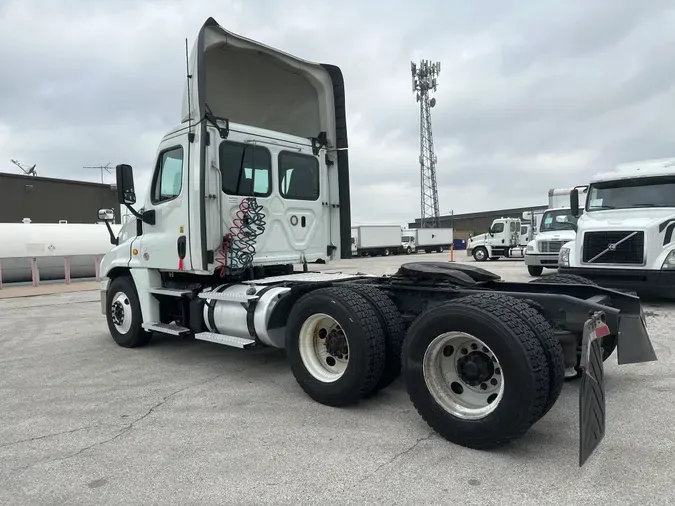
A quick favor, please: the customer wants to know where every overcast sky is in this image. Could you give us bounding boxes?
[1,0,675,226]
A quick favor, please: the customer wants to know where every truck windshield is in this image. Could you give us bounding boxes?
[586,175,675,211]
[540,209,577,232]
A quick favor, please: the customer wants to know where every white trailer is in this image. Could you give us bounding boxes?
[417,227,453,253]
[559,158,675,298]
[94,17,656,466]
[352,225,402,256]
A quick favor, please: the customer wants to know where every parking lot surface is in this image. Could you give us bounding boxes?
[1,254,674,505]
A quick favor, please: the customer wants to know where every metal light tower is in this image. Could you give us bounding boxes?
[411,59,441,228]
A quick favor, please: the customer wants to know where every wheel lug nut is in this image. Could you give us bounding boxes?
[461,348,468,355]
[470,343,477,350]
[480,383,487,390]
[490,378,498,386]
[495,368,501,375]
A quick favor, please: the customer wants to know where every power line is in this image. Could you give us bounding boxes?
[411,59,441,228]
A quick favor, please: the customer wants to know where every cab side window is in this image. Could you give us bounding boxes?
[151,146,184,204]
[491,222,504,234]
[278,151,320,201]
[220,141,272,197]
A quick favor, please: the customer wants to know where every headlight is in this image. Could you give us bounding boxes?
[559,247,570,267]
[661,250,675,270]
[526,244,535,253]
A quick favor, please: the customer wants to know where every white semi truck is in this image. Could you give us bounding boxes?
[400,227,453,254]
[466,217,525,261]
[400,229,417,254]
[559,158,675,299]
[524,186,588,277]
[95,18,656,465]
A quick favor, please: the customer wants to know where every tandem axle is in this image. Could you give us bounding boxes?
[100,261,656,466]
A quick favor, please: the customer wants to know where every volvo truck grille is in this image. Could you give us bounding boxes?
[582,231,644,265]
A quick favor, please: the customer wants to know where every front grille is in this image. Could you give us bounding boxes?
[582,231,644,265]
[539,241,564,253]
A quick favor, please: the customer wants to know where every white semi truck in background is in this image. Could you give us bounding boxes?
[400,229,417,254]
[93,17,656,464]
[559,158,675,298]
[351,225,403,256]
[400,227,453,254]
[524,186,588,276]
[466,212,539,262]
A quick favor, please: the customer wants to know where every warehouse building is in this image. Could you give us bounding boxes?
[409,205,548,240]
[0,172,121,224]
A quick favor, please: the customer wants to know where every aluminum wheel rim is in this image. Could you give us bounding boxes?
[110,291,132,334]
[298,313,349,383]
[475,249,486,260]
[423,331,504,420]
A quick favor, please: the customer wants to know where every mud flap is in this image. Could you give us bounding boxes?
[579,311,610,467]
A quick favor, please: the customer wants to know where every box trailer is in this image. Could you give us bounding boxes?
[417,227,453,253]
[353,225,402,256]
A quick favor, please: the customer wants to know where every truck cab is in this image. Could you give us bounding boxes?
[466,217,521,261]
[525,207,581,276]
[559,158,675,297]
[400,230,417,254]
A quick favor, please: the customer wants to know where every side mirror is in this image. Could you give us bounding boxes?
[98,208,119,246]
[98,208,115,222]
[116,164,136,205]
[570,189,580,217]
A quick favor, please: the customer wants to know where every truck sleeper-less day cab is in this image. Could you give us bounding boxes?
[466,217,527,261]
[98,18,656,466]
[525,186,588,277]
[559,158,675,298]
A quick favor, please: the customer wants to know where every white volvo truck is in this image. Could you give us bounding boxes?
[559,158,675,299]
[525,186,588,276]
[95,17,656,465]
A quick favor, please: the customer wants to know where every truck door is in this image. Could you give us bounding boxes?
[277,147,327,263]
[133,133,191,271]
[488,220,505,248]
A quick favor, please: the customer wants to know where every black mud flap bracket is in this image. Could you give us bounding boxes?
[578,311,609,467]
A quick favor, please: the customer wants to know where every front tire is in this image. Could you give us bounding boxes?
[106,276,152,348]
[285,287,387,407]
[528,266,544,276]
[401,295,550,449]
[473,247,488,262]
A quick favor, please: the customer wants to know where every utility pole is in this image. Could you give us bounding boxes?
[83,163,112,183]
[411,59,441,228]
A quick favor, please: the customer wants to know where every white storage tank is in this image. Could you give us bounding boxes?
[0,222,122,284]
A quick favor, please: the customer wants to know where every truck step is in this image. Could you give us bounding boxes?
[194,332,256,349]
[142,322,191,336]
[198,291,259,302]
[149,288,193,297]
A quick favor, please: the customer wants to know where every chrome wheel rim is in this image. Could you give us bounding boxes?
[423,331,504,420]
[298,313,349,383]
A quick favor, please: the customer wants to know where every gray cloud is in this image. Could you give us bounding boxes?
[1,0,674,226]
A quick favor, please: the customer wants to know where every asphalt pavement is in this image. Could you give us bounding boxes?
[1,254,674,505]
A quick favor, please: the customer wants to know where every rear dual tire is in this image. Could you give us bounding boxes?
[401,293,559,449]
[285,285,403,407]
